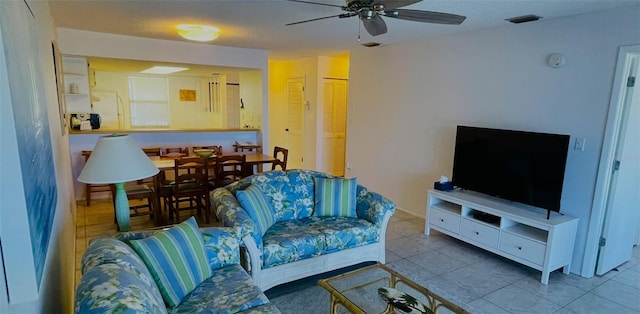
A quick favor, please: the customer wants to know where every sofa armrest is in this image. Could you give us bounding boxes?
[356,185,396,225]
[200,227,241,269]
[211,187,263,249]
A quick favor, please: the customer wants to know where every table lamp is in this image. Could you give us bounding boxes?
[77,134,159,231]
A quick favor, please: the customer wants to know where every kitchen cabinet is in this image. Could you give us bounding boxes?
[63,56,91,113]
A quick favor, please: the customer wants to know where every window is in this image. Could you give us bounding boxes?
[128,75,170,127]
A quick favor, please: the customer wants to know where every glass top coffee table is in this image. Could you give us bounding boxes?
[318,263,469,314]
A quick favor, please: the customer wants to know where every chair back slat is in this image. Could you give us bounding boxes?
[272,146,289,171]
[213,154,247,188]
[163,156,211,223]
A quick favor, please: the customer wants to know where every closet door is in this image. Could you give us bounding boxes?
[320,79,348,176]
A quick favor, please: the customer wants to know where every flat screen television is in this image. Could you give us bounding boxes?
[452,126,570,216]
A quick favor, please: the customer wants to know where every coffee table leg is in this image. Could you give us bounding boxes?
[330,295,339,314]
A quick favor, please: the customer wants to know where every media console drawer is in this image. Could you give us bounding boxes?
[499,232,546,266]
[461,219,499,249]
[430,208,461,234]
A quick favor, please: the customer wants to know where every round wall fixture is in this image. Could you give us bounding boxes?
[547,53,566,68]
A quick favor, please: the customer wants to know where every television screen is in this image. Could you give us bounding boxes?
[452,126,570,212]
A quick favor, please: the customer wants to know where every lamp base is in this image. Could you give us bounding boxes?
[114,182,131,232]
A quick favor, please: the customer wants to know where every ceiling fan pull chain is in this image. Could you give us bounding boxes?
[357,20,361,41]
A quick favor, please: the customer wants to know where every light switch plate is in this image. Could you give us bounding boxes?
[574,138,585,151]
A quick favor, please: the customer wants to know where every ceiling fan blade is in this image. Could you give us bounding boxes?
[374,0,422,10]
[383,9,466,25]
[286,14,347,26]
[285,0,345,8]
[362,14,388,36]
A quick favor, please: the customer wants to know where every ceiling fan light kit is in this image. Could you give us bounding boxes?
[286,0,466,36]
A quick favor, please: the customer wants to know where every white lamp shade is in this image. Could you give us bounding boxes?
[77,134,159,184]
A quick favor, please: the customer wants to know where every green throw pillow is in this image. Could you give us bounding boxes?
[236,184,276,235]
[314,177,357,217]
[128,216,212,308]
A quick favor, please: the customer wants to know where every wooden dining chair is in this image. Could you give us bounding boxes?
[81,150,112,206]
[213,154,247,188]
[272,146,289,171]
[162,157,211,224]
[110,183,155,231]
[137,147,162,185]
[191,146,222,184]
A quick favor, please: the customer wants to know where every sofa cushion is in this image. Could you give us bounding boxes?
[243,170,295,221]
[129,217,212,308]
[81,237,151,277]
[314,177,357,218]
[261,219,327,268]
[306,216,379,252]
[169,264,270,314]
[236,185,276,235]
[201,227,241,269]
[285,170,333,219]
[75,263,167,314]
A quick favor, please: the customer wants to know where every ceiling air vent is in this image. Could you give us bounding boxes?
[506,14,542,24]
[361,42,381,47]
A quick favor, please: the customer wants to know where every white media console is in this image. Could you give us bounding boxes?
[425,189,578,284]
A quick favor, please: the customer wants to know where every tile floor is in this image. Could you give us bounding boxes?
[75,200,640,313]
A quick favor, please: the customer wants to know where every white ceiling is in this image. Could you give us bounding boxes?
[49,0,640,60]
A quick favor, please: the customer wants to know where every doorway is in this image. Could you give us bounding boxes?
[584,45,640,277]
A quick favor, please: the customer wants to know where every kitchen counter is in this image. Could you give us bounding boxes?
[69,128,260,134]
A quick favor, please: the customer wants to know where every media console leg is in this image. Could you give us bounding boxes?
[541,270,550,285]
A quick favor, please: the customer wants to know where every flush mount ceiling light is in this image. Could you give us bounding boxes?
[140,66,189,75]
[177,24,220,42]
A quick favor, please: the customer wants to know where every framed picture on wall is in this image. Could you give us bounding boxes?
[179,89,196,101]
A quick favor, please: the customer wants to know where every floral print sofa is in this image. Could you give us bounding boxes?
[74,226,281,313]
[211,169,396,291]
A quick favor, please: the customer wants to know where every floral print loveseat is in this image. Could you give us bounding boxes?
[211,169,396,290]
[74,226,281,313]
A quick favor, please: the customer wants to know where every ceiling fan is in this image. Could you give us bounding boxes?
[285,0,466,36]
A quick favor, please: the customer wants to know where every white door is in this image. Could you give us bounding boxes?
[320,79,348,176]
[286,78,305,169]
[596,53,640,275]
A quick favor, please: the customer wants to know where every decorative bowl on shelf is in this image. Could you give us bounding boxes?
[193,149,215,158]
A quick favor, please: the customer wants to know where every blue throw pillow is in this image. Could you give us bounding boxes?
[128,216,212,308]
[314,177,357,217]
[236,184,276,235]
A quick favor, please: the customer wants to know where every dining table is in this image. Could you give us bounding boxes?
[147,151,277,226]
